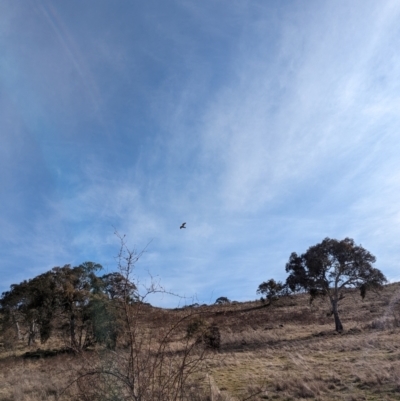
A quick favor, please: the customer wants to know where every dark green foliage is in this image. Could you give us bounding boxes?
[186,317,205,339]
[0,271,59,344]
[285,237,387,332]
[86,296,119,349]
[39,317,53,344]
[215,296,231,305]
[257,279,287,302]
[188,320,221,349]
[202,324,221,350]
[101,272,137,302]
[50,263,104,349]
[0,261,130,349]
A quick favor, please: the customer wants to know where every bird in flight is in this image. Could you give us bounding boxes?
[180,222,186,229]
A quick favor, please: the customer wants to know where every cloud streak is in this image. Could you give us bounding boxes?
[1,0,400,306]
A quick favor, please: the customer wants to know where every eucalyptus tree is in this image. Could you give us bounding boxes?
[285,237,387,332]
[101,272,137,302]
[215,297,231,305]
[0,281,27,341]
[0,262,110,349]
[51,262,104,349]
[0,271,59,345]
[257,279,287,303]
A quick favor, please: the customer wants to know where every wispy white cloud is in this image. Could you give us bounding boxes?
[1,0,400,306]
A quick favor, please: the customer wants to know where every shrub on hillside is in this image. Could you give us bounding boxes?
[202,324,221,350]
[186,317,206,339]
[215,297,231,305]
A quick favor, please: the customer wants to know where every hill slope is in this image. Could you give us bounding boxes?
[1,282,400,400]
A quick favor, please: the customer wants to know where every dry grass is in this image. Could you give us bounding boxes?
[0,353,80,401]
[2,283,400,400]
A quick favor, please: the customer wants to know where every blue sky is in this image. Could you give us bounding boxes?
[1,0,400,307]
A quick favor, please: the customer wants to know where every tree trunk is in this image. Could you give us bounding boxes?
[11,311,22,340]
[331,299,343,332]
[15,321,22,340]
[70,313,77,349]
[28,321,37,345]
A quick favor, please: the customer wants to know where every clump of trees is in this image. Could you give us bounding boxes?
[1,233,218,400]
[0,261,132,350]
[257,279,287,303]
[258,237,387,332]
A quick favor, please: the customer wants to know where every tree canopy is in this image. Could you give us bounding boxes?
[257,279,287,303]
[215,296,231,305]
[285,237,387,331]
[0,262,136,349]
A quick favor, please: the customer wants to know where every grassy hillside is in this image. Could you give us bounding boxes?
[1,282,400,400]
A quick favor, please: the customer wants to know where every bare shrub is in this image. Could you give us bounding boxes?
[66,232,214,401]
[368,318,387,330]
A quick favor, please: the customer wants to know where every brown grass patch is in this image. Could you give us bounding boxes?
[1,283,400,400]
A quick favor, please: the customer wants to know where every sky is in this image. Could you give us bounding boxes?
[1,0,400,307]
